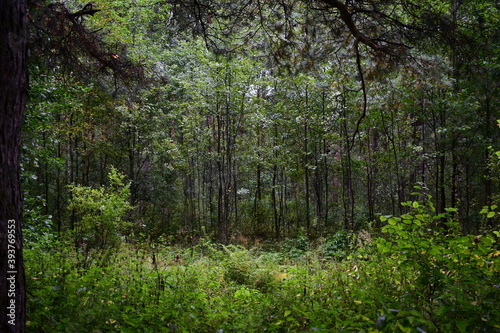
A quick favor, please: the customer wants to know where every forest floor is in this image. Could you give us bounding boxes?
[25,229,500,333]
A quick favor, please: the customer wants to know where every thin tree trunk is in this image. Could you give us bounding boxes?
[321,91,329,230]
[216,112,227,244]
[366,129,375,223]
[341,92,354,230]
[484,96,493,218]
[304,119,311,235]
[323,138,329,229]
[56,142,62,231]
[272,164,280,239]
[272,124,280,239]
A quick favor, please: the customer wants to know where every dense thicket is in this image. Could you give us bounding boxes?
[23,0,500,244]
[16,1,500,331]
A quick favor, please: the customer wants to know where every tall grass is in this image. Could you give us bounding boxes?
[25,229,499,332]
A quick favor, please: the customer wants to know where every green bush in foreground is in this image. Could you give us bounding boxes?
[375,193,500,332]
[25,206,499,332]
[67,167,132,268]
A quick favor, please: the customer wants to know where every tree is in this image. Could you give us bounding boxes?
[0,0,27,331]
[18,0,500,252]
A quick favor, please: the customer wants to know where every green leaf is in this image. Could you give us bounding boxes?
[381,226,395,234]
[429,245,441,255]
[487,211,496,218]
[388,218,398,225]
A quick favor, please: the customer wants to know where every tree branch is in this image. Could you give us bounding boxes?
[68,3,101,20]
[318,0,387,53]
[350,39,367,151]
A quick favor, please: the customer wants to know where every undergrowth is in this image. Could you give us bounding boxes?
[25,203,500,332]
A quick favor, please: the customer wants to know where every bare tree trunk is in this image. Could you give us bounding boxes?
[366,129,375,223]
[216,112,228,244]
[272,164,280,239]
[340,93,354,231]
[0,0,28,331]
[272,124,280,239]
[323,137,329,229]
[304,119,311,235]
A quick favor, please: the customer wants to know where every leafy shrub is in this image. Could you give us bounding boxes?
[323,231,351,260]
[222,245,254,285]
[219,245,281,292]
[282,232,309,258]
[23,194,55,249]
[375,190,500,332]
[67,167,132,267]
[25,207,499,332]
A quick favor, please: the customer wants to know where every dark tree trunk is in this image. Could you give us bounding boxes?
[272,164,280,239]
[0,0,28,331]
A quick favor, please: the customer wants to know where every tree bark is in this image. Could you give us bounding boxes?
[0,0,28,331]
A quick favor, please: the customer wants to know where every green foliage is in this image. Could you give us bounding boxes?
[25,225,500,332]
[376,190,500,332]
[21,0,500,331]
[67,167,132,266]
[22,195,55,249]
[24,0,500,241]
[282,232,309,258]
[485,131,500,226]
[323,231,352,260]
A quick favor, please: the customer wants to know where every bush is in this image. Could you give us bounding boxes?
[375,191,500,332]
[282,232,309,258]
[323,231,351,260]
[67,167,132,267]
[25,198,500,332]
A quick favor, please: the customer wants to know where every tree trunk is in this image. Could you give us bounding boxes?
[304,119,311,236]
[0,0,28,331]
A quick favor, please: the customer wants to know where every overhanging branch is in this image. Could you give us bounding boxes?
[318,0,389,53]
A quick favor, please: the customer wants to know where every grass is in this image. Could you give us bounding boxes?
[25,231,500,332]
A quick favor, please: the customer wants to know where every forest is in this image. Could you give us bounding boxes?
[1,0,500,331]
